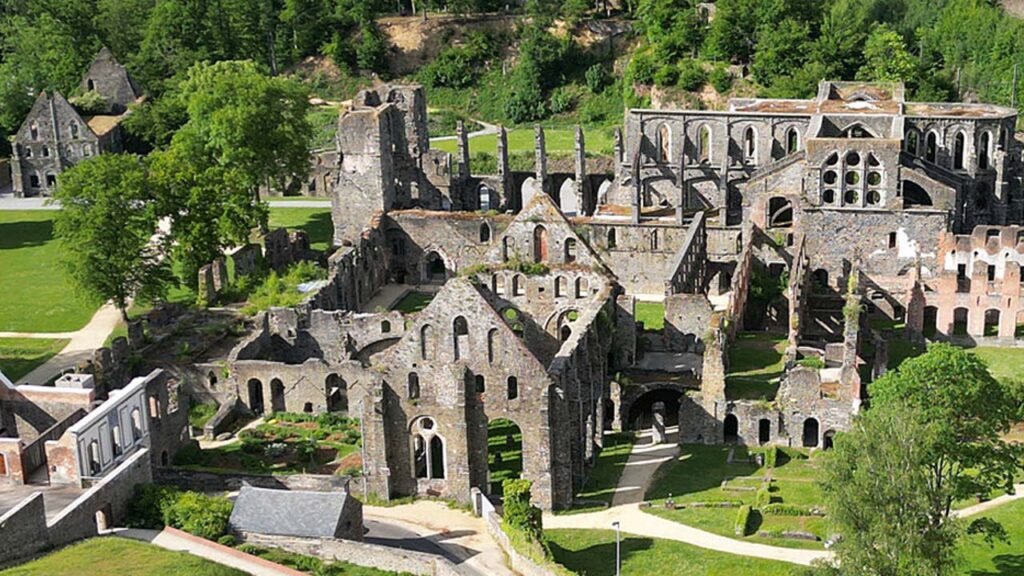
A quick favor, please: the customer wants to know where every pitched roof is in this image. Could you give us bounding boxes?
[228,485,353,539]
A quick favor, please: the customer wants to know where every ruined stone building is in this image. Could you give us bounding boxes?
[201,81,1021,509]
[10,48,140,197]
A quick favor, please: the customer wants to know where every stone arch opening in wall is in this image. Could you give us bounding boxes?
[555,275,567,297]
[767,197,793,228]
[408,372,420,399]
[902,180,933,208]
[30,123,38,139]
[507,376,518,399]
[487,418,523,496]
[953,131,966,170]
[984,309,1000,337]
[758,418,771,445]
[512,274,525,296]
[560,325,572,341]
[420,325,433,360]
[786,127,800,154]
[802,417,820,448]
[479,222,491,243]
[564,238,577,263]
[487,329,498,363]
[743,126,756,163]
[207,371,217,389]
[658,123,671,162]
[953,307,969,336]
[841,123,875,138]
[923,306,938,338]
[502,237,511,262]
[625,388,682,430]
[607,228,617,249]
[558,179,578,216]
[130,408,142,442]
[424,251,447,283]
[160,450,169,466]
[698,124,711,164]
[46,173,56,187]
[521,177,538,209]
[326,374,347,412]
[247,379,265,415]
[453,316,469,360]
[979,132,991,170]
[270,378,286,413]
[479,184,493,211]
[95,505,111,532]
[925,131,938,163]
[575,276,589,298]
[411,417,446,480]
[88,440,101,475]
[906,129,920,155]
[723,414,739,444]
[812,269,829,291]
[823,430,836,450]
[597,179,613,206]
[533,225,548,263]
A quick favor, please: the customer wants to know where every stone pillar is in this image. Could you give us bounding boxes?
[652,401,666,444]
[535,124,547,195]
[677,152,687,224]
[197,264,216,306]
[574,126,587,215]
[631,148,641,224]
[211,257,229,292]
[456,120,470,182]
[497,126,511,210]
[610,381,623,431]
[613,127,623,164]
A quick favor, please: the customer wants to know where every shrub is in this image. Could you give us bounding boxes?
[164,491,234,540]
[797,357,826,369]
[710,64,733,93]
[71,90,108,114]
[502,479,543,540]
[585,63,610,93]
[756,486,771,508]
[126,484,182,529]
[762,504,812,516]
[548,86,575,114]
[735,504,752,536]
[217,534,237,547]
[625,49,656,86]
[355,21,388,74]
[677,60,707,92]
[653,64,679,87]
[764,445,778,468]
[172,442,205,466]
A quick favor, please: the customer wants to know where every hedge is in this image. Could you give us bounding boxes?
[755,486,771,508]
[734,505,752,536]
[764,446,778,468]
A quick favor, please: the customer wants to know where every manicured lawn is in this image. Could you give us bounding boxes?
[726,332,788,400]
[0,537,246,576]
[488,418,523,494]
[0,211,101,332]
[885,339,1024,383]
[546,528,797,576]
[0,337,68,382]
[634,301,665,331]
[267,207,333,251]
[644,444,827,549]
[960,498,1024,575]
[431,126,616,158]
[392,291,435,313]
[571,432,636,508]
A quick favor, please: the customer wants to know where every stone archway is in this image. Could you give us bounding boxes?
[247,379,264,415]
[802,417,820,448]
[723,414,739,444]
[487,418,523,496]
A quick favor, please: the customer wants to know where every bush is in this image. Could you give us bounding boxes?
[762,504,814,516]
[503,479,543,540]
[710,64,733,93]
[355,21,388,74]
[71,90,108,114]
[164,491,234,540]
[126,484,182,529]
[735,504,752,536]
[764,445,778,468]
[585,63,610,93]
[756,485,771,508]
[548,86,575,114]
[172,442,205,466]
[677,60,707,91]
[504,60,547,123]
[625,49,656,86]
[653,64,679,87]
[217,534,237,546]
[797,357,826,369]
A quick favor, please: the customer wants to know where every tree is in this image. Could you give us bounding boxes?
[53,155,172,321]
[821,344,1023,575]
[704,0,759,62]
[751,18,811,87]
[858,23,918,83]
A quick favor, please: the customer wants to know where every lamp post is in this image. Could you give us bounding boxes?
[612,520,621,576]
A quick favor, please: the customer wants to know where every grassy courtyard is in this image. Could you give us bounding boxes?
[431,126,616,159]
[570,432,636,509]
[392,291,435,314]
[886,338,1024,384]
[546,528,797,576]
[960,498,1024,574]
[644,444,828,549]
[725,332,788,401]
[267,207,333,251]
[0,337,68,381]
[0,211,100,332]
[176,412,362,475]
[634,301,665,331]
[0,538,245,576]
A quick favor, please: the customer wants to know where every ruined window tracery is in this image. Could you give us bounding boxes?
[697,125,711,163]
[412,417,445,479]
[658,124,670,162]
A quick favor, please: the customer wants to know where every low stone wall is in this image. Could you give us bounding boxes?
[239,532,461,576]
[0,493,49,566]
[473,488,565,576]
[154,467,363,494]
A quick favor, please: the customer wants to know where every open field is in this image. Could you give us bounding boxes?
[267,207,333,251]
[431,126,616,158]
[0,211,100,332]
[0,538,246,576]
[634,302,665,331]
[0,337,68,381]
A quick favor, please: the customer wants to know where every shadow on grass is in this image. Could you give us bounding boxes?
[644,445,757,501]
[548,536,655,576]
[0,219,53,250]
[968,554,1024,576]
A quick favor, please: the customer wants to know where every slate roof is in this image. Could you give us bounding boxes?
[228,485,352,539]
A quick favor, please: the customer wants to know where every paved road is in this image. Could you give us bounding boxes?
[0,196,330,211]
[429,119,500,143]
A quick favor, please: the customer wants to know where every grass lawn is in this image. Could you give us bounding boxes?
[488,418,523,495]
[634,301,665,331]
[570,432,636,509]
[177,412,361,475]
[644,444,827,549]
[0,537,245,576]
[267,207,333,251]
[886,339,1024,383]
[392,291,435,314]
[431,126,616,159]
[546,528,797,576]
[0,211,101,332]
[0,338,68,381]
[960,498,1024,575]
[726,332,788,400]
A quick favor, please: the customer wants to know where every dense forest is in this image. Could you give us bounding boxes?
[0,0,1022,153]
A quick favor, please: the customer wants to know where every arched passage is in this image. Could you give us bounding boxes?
[625,388,683,430]
[326,374,347,412]
[247,379,265,415]
[802,418,819,448]
[723,414,739,444]
[488,418,523,496]
[984,309,1000,337]
[823,430,836,450]
[424,252,447,283]
[270,378,286,413]
[953,307,969,336]
[923,306,938,338]
[758,418,771,445]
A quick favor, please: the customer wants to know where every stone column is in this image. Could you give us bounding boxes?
[652,401,666,444]
[456,120,470,182]
[497,126,510,209]
[535,125,547,196]
[574,126,586,215]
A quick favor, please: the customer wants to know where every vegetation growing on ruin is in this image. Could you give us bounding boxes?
[233,544,405,576]
[634,301,665,331]
[241,261,328,316]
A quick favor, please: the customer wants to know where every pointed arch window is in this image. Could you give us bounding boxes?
[979,132,991,170]
[658,124,670,162]
[743,127,756,163]
[420,325,433,360]
[953,132,966,170]
[698,125,711,163]
[925,131,938,163]
[786,128,799,154]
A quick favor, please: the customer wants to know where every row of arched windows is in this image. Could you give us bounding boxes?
[407,372,519,401]
[493,273,591,299]
[654,123,801,165]
[420,317,526,362]
[906,127,999,171]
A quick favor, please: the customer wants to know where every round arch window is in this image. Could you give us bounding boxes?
[823,170,837,185]
[846,151,861,166]
[822,189,836,204]
[867,171,882,186]
[845,171,860,185]
[844,190,859,205]
[866,190,881,205]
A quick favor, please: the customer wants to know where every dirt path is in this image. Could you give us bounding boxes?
[611,429,679,507]
[954,484,1024,518]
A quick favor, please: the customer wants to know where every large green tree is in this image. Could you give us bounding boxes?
[820,343,1023,575]
[53,155,172,321]
[858,23,917,83]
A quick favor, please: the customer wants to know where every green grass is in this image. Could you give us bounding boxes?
[644,445,827,549]
[635,301,665,331]
[267,207,333,251]
[960,498,1024,575]
[0,337,68,382]
[431,125,615,159]
[392,291,435,314]
[0,537,246,576]
[307,106,340,150]
[189,402,218,429]
[545,529,798,576]
[726,332,788,400]
[0,211,101,332]
[488,418,523,494]
[567,432,636,510]
[886,339,1024,383]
